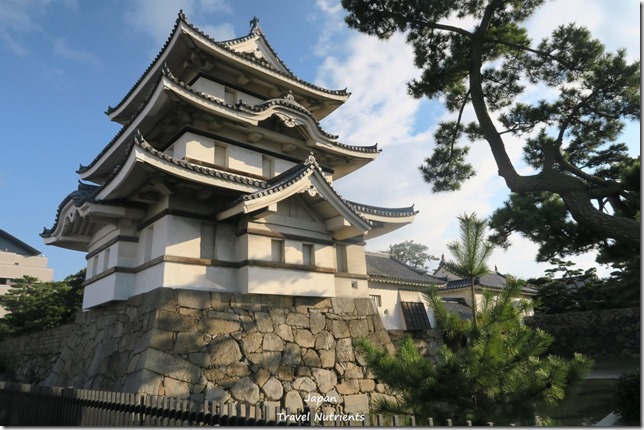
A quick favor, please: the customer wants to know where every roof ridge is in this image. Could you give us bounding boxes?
[221,154,372,227]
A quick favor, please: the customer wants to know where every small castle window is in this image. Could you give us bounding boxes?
[271,239,284,263]
[336,244,348,272]
[103,248,110,272]
[370,294,382,307]
[262,155,274,178]
[302,244,315,266]
[214,143,228,167]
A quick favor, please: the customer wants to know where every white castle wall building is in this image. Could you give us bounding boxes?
[42,14,417,310]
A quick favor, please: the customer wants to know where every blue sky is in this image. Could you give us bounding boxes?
[0,0,639,281]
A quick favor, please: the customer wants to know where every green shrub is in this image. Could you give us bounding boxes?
[614,369,640,424]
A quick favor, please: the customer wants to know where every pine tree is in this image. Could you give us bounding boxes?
[356,278,592,425]
[442,212,495,331]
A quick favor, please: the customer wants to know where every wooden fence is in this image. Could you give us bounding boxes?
[0,381,539,426]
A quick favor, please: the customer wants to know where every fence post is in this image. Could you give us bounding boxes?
[427,417,434,426]
[446,418,453,426]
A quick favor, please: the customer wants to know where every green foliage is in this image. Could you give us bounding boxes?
[0,269,84,338]
[356,278,592,425]
[489,160,640,303]
[531,259,636,314]
[442,212,495,330]
[614,369,640,424]
[386,240,438,272]
[342,0,640,246]
[443,213,495,280]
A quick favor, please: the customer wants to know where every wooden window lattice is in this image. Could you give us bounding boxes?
[400,301,432,330]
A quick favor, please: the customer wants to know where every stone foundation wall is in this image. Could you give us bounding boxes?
[388,329,443,363]
[43,288,398,415]
[0,324,76,383]
[524,307,640,358]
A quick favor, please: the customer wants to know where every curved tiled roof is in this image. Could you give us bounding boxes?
[133,134,269,189]
[79,72,166,174]
[105,12,185,116]
[46,132,273,238]
[216,16,295,78]
[366,252,445,286]
[222,155,371,226]
[41,182,100,237]
[82,68,373,176]
[106,11,348,116]
[441,271,536,295]
[348,201,417,218]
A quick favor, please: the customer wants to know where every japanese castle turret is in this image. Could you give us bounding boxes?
[42,13,417,310]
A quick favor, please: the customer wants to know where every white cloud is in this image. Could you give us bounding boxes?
[527,0,640,61]
[199,23,236,41]
[122,0,234,47]
[310,0,635,280]
[53,38,101,67]
[0,0,66,56]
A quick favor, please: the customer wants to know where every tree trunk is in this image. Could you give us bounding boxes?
[468,9,640,245]
[470,277,478,332]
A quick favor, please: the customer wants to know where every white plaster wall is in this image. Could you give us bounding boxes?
[131,265,164,297]
[115,240,139,268]
[368,286,404,330]
[274,158,295,176]
[170,131,297,180]
[82,272,135,309]
[314,244,334,269]
[215,223,237,261]
[190,77,262,106]
[228,145,262,176]
[172,133,214,162]
[191,77,226,101]
[206,266,238,291]
[241,266,335,297]
[87,225,118,254]
[334,277,369,298]
[163,262,237,292]
[245,234,269,260]
[284,240,300,264]
[137,219,165,265]
[164,216,201,258]
[345,244,367,275]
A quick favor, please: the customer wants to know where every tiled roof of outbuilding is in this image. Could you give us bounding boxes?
[442,299,473,319]
[366,252,445,286]
[442,271,536,295]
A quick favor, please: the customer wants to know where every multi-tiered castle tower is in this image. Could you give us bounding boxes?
[43,14,416,310]
[40,13,417,414]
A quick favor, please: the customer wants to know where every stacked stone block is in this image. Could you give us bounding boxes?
[43,288,398,414]
[0,324,75,383]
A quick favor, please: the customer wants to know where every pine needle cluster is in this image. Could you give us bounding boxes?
[355,278,592,425]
